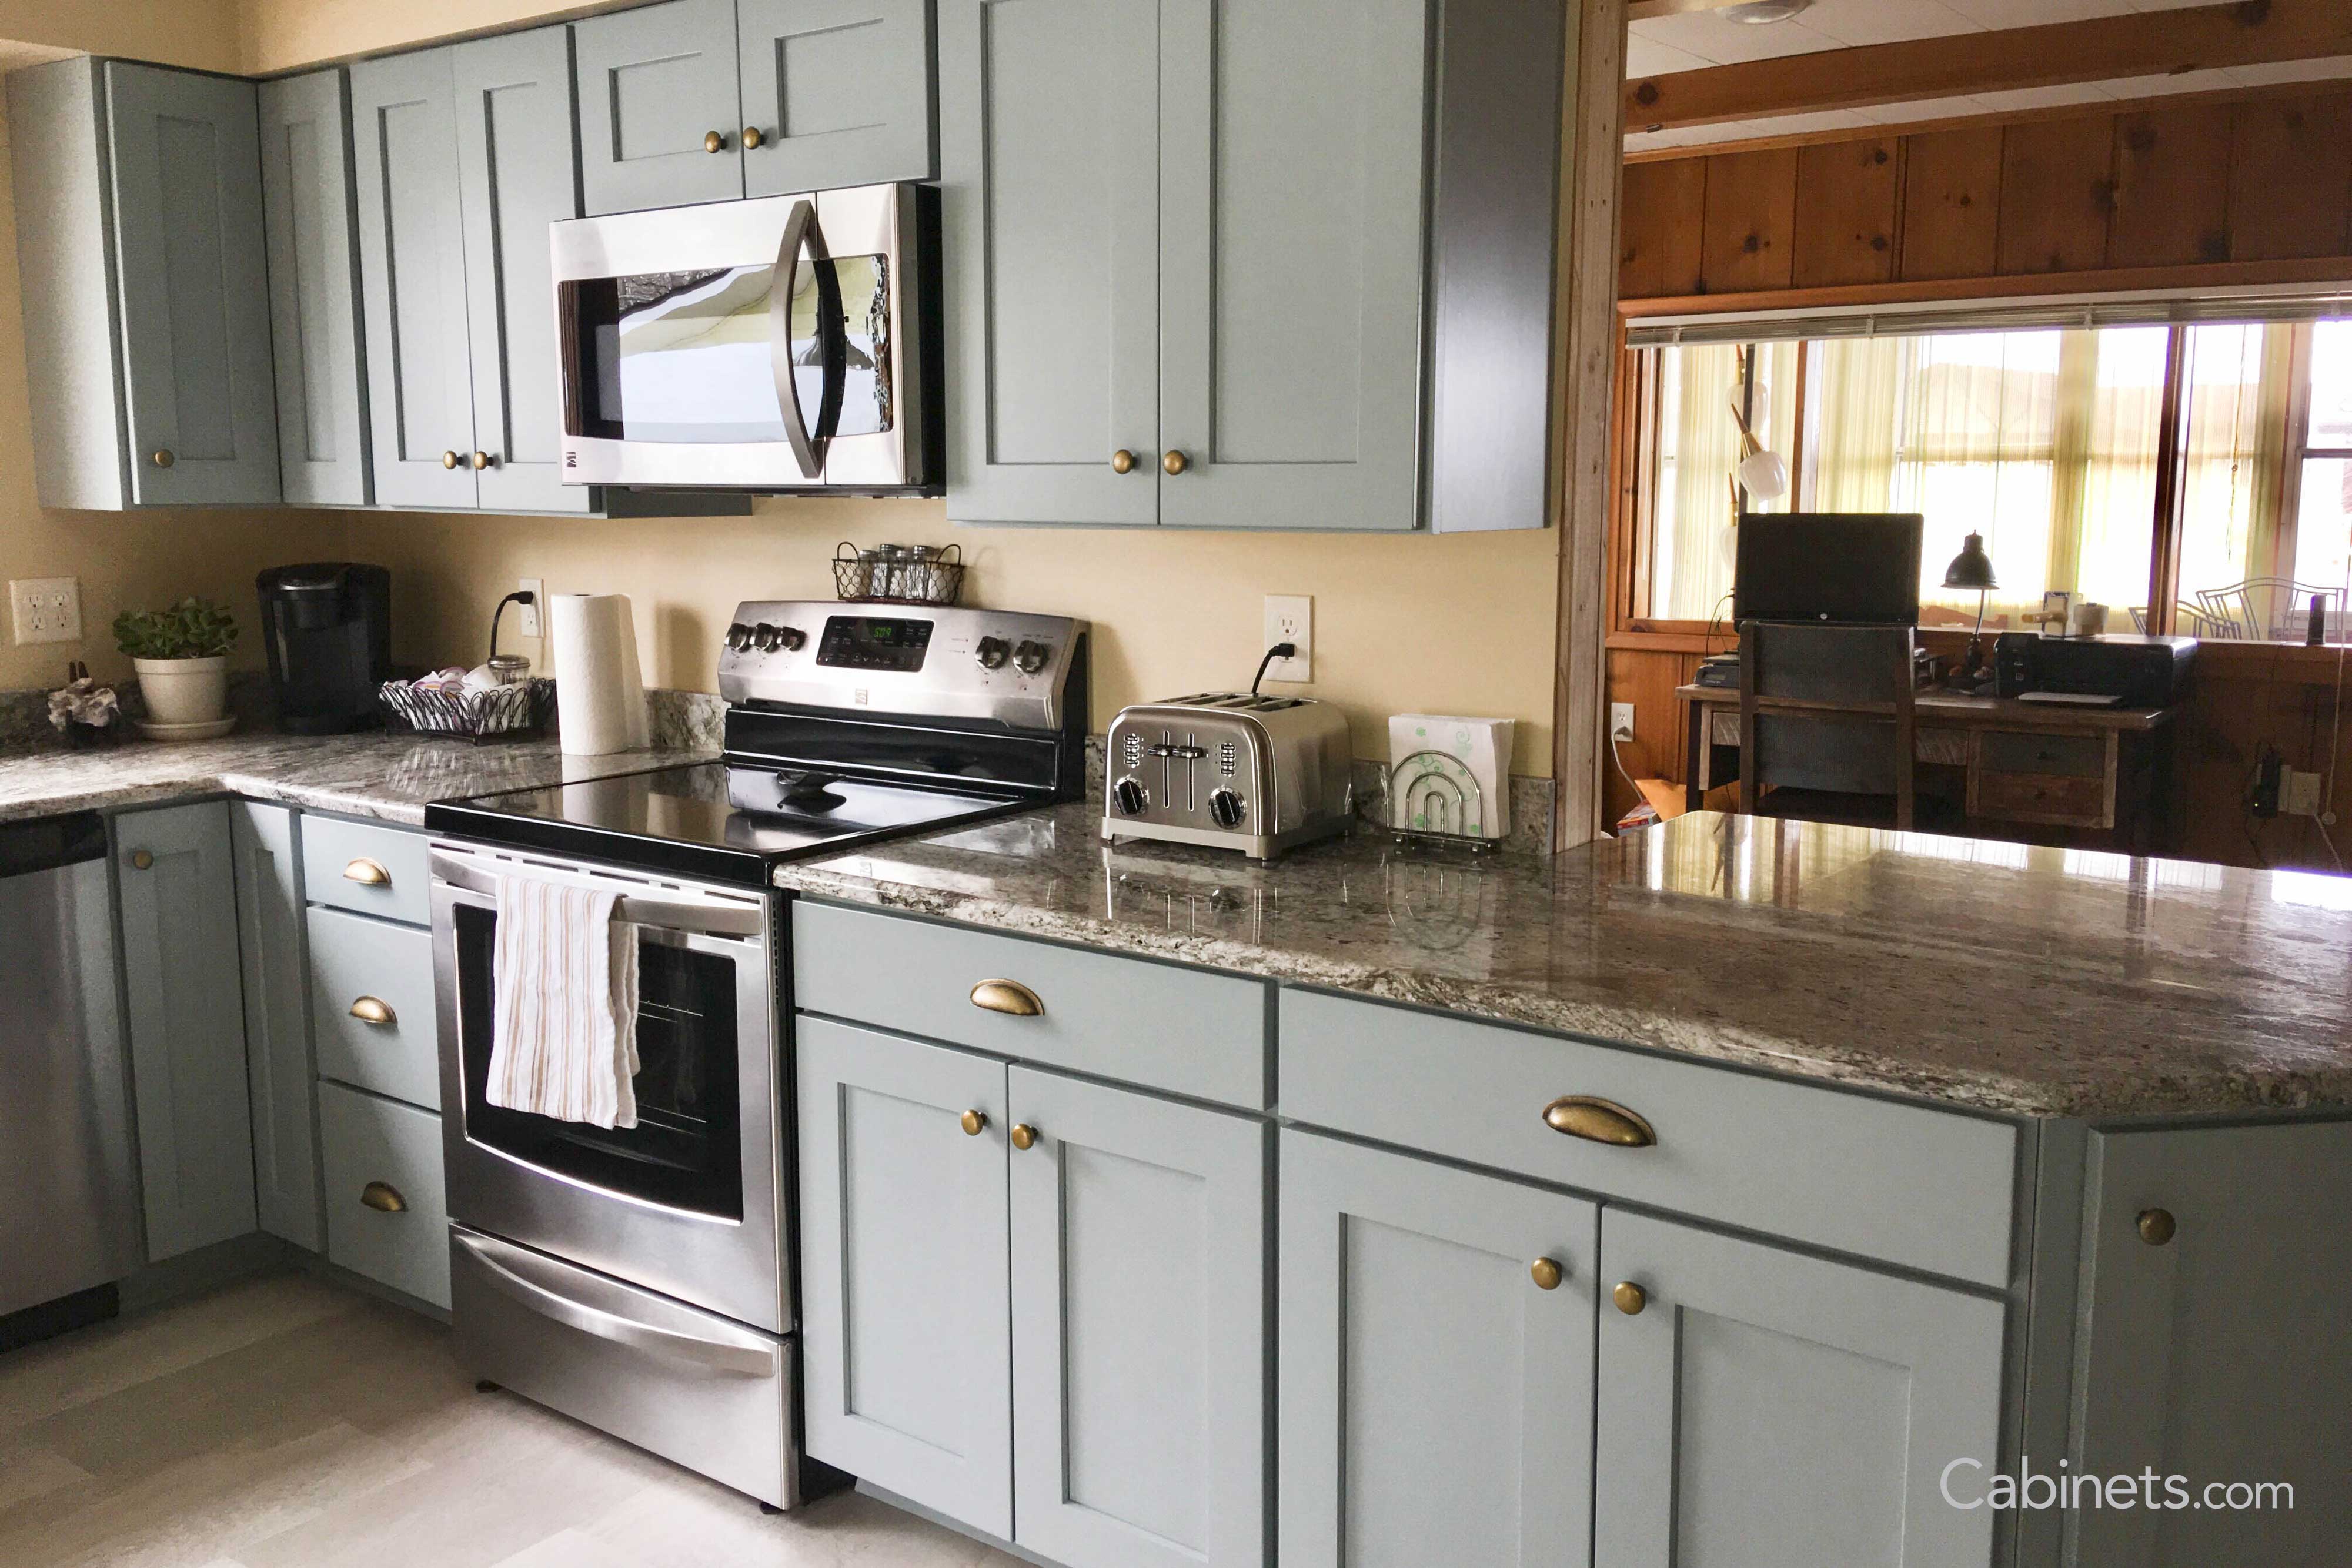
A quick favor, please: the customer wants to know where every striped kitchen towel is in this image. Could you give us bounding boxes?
[487,873,641,1129]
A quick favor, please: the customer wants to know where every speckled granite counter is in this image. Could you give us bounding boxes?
[0,730,713,826]
[775,806,2352,1119]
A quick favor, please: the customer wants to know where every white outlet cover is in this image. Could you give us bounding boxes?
[1262,594,1312,683]
[10,577,81,645]
[1611,702,1636,740]
[2282,768,2325,818]
[516,579,544,640]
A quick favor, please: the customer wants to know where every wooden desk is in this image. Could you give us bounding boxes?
[1675,683,2179,848]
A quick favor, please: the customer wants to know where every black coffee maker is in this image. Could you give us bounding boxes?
[255,564,392,734]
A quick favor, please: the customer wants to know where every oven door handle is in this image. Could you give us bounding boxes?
[429,851,763,939]
[454,1229,778,1378]
[767,196,843,482]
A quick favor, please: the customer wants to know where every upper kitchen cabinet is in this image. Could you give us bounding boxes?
[941,0,1562,531]
[577,0,936,216]
[8,59,281,509]
[259,69,372,507]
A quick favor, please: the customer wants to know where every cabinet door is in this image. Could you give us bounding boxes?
[351,49,479,509]
[453,26,590,514]
[1155,0,1429,531]
[102,62,282,506]
[2069,1122,2352,1566]
[1278,1129,1596,1568]
[229,803,320,1252]
[938,0,1160,526]
[258,69,371,507]
[1007,1066,1266,1568]
[797,1018,1013,1538]
[116,803,257,1261]
[737,0,934,197]
[1595,1210,2004,1568]
[574,0,744,215]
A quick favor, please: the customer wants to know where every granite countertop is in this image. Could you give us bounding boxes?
[775,805,2352,1120]
[0,730,713,826]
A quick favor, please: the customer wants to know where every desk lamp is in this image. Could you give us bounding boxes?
[1944,532,1998,690]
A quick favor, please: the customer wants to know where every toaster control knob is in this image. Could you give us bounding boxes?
[1013,639,1052,674]
[724,623,755,651]
[975,636,1010,670]
[1113,777,1148,815]
[1209,789,1246,829]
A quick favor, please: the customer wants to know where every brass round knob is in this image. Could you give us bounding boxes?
[472,450,493,470]
[1612,1281,1647,1316]
[1111,449,1136,474]
[704,129,726,153]
[1010,1124,1038,1151]
[1530,1258,1563,1291]
[2137,1208,2177,1246]
[1162,449,1188,476]
[441,450,460,469]
[151,449,175,468]
[359,1181,407,1213]
[741,125,764,149]
[129,850,154,871]
[349,996,396,1027]
[960,1109,988,1136]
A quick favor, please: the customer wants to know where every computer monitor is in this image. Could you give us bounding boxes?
[1733,513,1925,625]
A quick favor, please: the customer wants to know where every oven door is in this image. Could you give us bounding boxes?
[430,844,786,1333]
[552,184,920,492]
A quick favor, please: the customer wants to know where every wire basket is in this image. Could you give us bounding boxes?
[832,541,964,606]
[378,677,553,744]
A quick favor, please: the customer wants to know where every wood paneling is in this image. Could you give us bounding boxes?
[1896,127,2003,282]
[1699,147,1798,294]
[1997,117,2114,275]
[1792,138,1898,289]
[2108,105,2234,269]
[2229,93,2352,261]
[1619,158,1706,299]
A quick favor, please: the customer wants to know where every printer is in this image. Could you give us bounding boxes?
[1992,633,2197,707]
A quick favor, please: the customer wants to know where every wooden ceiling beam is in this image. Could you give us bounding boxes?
[1625,0,2352,131]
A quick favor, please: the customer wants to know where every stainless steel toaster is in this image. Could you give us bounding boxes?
[1102,693,1354,860]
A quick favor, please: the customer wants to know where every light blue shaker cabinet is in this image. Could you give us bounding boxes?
[573,0,745,215]
[258,68,372,507]
[737,0,936,197]
[228,802,323,1253]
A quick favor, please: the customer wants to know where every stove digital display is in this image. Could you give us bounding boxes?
[817,615,933,672]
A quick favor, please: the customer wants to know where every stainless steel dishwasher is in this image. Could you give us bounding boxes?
[1,811,141,1330]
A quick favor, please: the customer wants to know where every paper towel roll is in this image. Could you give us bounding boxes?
[549,593,649,756]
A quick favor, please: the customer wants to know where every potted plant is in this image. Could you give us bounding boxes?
[113,597,238,726]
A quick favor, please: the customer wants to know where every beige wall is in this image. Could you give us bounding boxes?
[2,1,242,74]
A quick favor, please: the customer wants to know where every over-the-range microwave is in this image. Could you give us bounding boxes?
[550,182,941,494]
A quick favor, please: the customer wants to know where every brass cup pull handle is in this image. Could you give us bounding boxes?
[2137,1207,2177,1246]
[129,850,155,871]
[441,450,460,469]
[1542,1096,1656,1148]
[970,978,1044,1017]
[472,450,493,470]
[360,1181,408,1213]
[704,129,727,153]
[1010,1124,1039,1152]
[1530,1257,1564,1292]
[1162,449,1188,476]
[1111,449,1136,474]
[960,1109,988,1136]
[343,857,390,887]
[151,449,175,468]
[741,125,764,149]
[349,996,396,1027]
[1612,1281,1648,1316]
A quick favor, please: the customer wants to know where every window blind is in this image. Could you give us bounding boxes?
[1625,289,2352,349]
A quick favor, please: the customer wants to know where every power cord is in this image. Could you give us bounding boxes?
[1250,642,1297,696]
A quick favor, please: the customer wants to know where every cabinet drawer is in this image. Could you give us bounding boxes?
[309,905,440,1111]
[793,901,1269,1109]
[1977,729,2104,777]
[1974,768,2110,827]
[302,815,430,926]
[319,1081,449,1309]
[1279,990,2019,1287]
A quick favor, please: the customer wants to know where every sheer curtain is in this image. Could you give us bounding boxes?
[1653,343,1788,622]
[2176,323,2298,624]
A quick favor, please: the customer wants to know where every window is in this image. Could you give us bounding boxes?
[1620,317,2352,644]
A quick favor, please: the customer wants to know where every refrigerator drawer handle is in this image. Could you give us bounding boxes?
[455,1231,777,1378]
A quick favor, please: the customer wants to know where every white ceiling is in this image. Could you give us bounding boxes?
[1625,0,2352,152]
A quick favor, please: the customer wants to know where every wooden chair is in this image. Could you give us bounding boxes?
[1738,621,1922,830]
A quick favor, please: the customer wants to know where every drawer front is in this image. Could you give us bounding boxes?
[309,905,440,1110]
[320,1081,450,1309]
[793,901,1270,1109]
[1975,768,2109,827]
[303,815,431,926]
[1279,989,2019,1287]
[1978,728,2104,778]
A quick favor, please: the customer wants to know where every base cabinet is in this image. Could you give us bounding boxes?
[319,1081,451,1310]
[1278,1129,1598,1568]
[229,803,322,1251]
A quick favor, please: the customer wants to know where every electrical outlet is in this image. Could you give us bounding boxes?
[1611,702,1636,742]
[1262,595,1312,683]
[2282,767,2324,818]
[516,579,544,639]
[9,577,82,645]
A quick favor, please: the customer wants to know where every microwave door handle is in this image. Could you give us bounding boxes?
[769,198,828,480]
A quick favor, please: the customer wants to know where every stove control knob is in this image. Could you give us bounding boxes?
[752,623,784,651]
[1209,789,1246,828]
[724,623,755,651]
[1113,777,1148,815]
[1013,639,1051,674]
[975,636,1011,670]
[776,625,806,652]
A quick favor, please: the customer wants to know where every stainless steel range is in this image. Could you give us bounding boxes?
[423,601,1087,1508]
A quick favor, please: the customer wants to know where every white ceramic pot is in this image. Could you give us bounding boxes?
[134,656,229,724]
